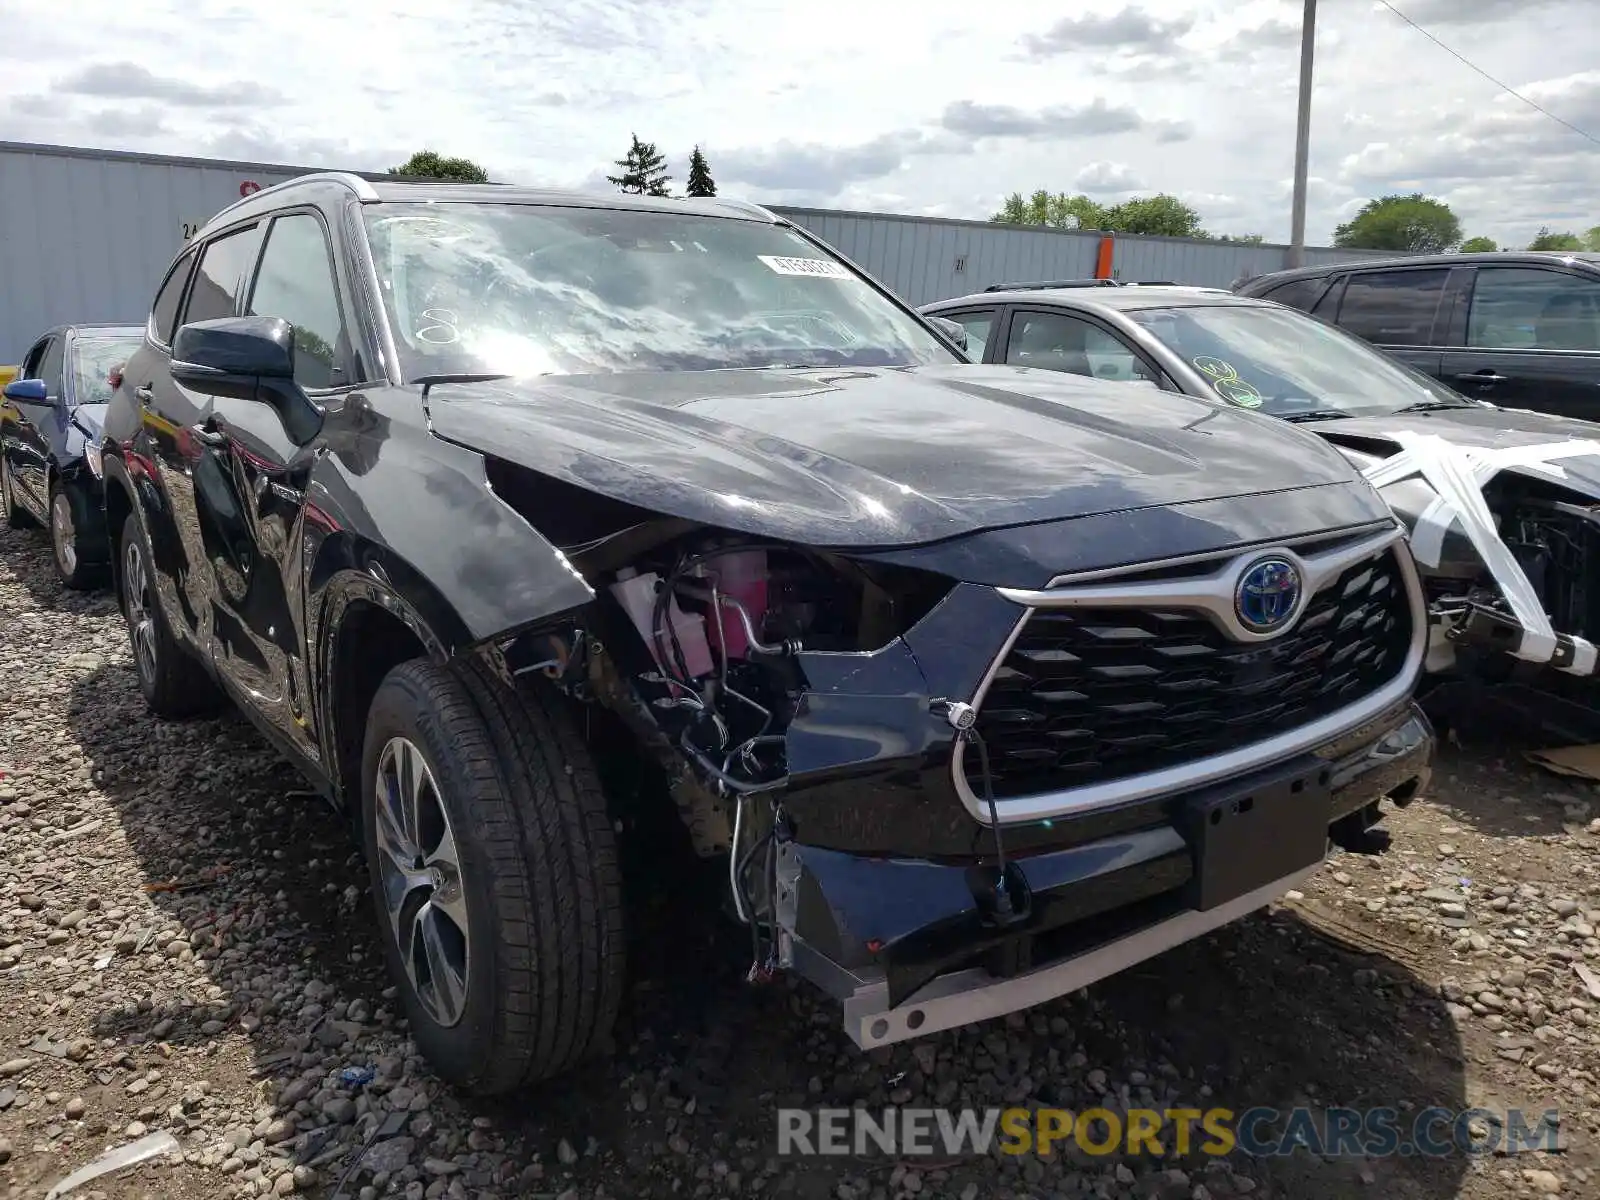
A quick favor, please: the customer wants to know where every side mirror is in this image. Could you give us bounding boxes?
[171,316,323,446]
[928,316,969,355]
[3,377,52,405]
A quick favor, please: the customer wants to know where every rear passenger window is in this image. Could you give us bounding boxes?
[1260,277,1327,312]
[1467,268,1600,351]
[247,213,351,390]
[183,225,264,327]
[1336,269,1449,346]
[149,249,196,346]
[1310,276,1345,319]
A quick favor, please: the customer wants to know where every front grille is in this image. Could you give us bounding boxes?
[965,550,1414,799]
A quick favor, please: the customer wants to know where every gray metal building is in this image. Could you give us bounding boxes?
[0,139,1392,362]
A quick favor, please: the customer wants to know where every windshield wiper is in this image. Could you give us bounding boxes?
[1389,399,1475,415]
[1278,409,1356,423]
[413,372,513,400]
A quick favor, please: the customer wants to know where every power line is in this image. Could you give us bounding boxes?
[1373,0,1600,149]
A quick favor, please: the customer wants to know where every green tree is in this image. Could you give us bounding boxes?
[1101,193,1206,238]
[1214,233,1265,245]
[1528,227,1584,251]
[608,133,671,196]
[991,190,1209,238]
[389,150,489,183]
[991,190,1107,230]
[1586,225,1600,252]
[1333,194,1461,253]
[685,145,716,197]
[1459,235,1499,252]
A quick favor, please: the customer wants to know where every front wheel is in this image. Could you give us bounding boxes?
[50,481,104,590]
[361,659,625,1094]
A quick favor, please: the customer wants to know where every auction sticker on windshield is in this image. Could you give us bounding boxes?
[759,255,853,280]
[1193,356,1264,409]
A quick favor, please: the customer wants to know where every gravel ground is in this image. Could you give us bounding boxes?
[3,518,1600,1200]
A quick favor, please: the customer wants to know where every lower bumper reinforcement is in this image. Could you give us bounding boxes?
[790,865,1316,1050]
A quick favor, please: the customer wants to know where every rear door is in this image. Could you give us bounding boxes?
[126,221,264,642]
[1439,264,1600,420]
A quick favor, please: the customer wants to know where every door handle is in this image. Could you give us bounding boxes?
[1455,372,1507,385]
[134,384,154,403]
[188,423,227,448]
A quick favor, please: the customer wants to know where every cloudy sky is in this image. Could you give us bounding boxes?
[0,0,1594,248]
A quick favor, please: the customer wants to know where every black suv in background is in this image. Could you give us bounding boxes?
[98,173,1433,1094]
[1237,252,1600,421]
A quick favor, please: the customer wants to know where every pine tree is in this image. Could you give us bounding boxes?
[685,145,716,198]
[607,133,671,196]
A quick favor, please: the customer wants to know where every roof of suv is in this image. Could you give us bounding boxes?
[198,171,779,240]
[928,285,1266,313]
[1242,250,1600,290]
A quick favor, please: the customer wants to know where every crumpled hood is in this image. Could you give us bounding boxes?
[427,363,1363,547]
[1315,406,1600,498]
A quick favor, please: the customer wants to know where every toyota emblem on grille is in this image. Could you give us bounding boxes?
[1235,555,1302,635]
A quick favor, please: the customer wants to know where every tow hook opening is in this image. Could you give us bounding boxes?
[966,861,1033,928]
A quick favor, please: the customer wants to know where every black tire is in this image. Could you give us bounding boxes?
[118,513,225,718]
[49,479,104,590]
[1,452,36,530]
[360,658,625,1095]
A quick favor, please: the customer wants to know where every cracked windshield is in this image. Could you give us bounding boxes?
[363,204,955,378]
[1129,303,1470,420]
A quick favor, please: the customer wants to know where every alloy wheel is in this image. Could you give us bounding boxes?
[52,492,77,576]
[373,736,471,1028]
[123,534,157,684]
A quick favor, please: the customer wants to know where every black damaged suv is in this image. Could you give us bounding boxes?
[101,173,1434,1093]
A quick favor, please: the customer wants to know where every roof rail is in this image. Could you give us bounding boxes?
[983,278,1123,292]
[205,171,381,228]
[715,197,779,221]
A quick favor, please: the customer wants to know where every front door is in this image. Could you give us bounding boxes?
[202,209,359,767]
[1329,266,1450,382]
[1439,265,1600,421]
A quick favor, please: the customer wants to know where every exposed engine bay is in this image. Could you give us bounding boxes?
[481,480,956,979]
[1332,431,1600,716]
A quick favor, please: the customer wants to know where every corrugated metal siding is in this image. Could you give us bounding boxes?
[0,145,305,360]
[773,206,1408,304]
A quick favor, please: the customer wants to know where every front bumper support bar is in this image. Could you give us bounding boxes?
[797,865,1315,1050]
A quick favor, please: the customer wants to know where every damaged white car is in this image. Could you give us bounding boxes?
[921,285,1600,735]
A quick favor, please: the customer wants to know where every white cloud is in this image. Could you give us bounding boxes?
[1073,161,1145,193]
[0,0,1591,247]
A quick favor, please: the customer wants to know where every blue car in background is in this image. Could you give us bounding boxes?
[2,322,144,588]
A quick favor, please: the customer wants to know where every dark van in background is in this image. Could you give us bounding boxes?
[1236,252,1600,422]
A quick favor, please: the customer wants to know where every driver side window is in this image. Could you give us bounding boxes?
[20,337,49,380]
[37,337,65,400]
[1005,311,1157,384]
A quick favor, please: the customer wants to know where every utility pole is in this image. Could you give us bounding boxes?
[1287,0,1317,269]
